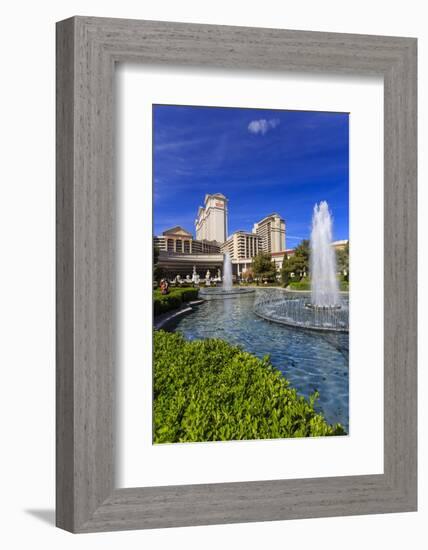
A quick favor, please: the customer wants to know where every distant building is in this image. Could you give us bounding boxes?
[252,213,286,253]
[195,193,228,244]
[221,230,262,278]
[154,194,291,281]
[191,239,222,254]
[154,226,194,253]
[221,231,261,261]
[271,250,288,271]
[154,226,221,255]
[332,239,349,251]
[156,250,224,280]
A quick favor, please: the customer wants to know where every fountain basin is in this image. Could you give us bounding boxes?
[304,303,342,311]
[254,290,349,332]
[199,287,255,300]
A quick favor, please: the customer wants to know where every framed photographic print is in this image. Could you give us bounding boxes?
[56,17,417,532]
[152,104,350,443]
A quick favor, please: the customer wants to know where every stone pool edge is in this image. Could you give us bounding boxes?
[154,299,205,330]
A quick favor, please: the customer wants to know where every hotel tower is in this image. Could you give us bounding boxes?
[195,193,228,244]
[252,213,286,253]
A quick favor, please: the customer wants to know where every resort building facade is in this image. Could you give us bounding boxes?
[195,193,228,244]
[252,213,286,254]
[154,193,293,280]
[156,251,224,279]
[332,239,349,251]
[154,226,223,279]
[154,226,221,254]
[220,231,261,261]
[221,230,262,278]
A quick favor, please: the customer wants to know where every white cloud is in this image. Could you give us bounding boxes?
[247,118,280,135]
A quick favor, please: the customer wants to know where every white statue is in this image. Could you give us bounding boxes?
[205,269,211,286]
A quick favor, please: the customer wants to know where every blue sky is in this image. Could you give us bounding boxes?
[153,105,349,247]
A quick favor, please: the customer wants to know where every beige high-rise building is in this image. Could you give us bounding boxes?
[252,213,286,253]
[195,193,228,244]
[221,231,261,261]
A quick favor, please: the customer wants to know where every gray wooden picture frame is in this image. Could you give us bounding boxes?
[56,16,417,533]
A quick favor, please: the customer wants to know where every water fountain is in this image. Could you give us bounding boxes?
[254,201,348,332]
[310,201,340,308]
[199,253,255,299]
[223,252,233,291]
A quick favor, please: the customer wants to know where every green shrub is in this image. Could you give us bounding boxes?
[153,288,199,316]
[153,293,182,316]
[288,280,311,291]
[153,330,345,443]
[175,288,199,302]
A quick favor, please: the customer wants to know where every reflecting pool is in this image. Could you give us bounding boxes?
[166,291,349,432]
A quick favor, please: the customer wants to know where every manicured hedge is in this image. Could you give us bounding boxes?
[288,280,349,292]
[153,330,345,443]
[153,288,199,316]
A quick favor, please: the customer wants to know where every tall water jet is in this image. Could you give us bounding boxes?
[253,202,348,331]
[310,201,340,307]
[223,253,233,291]
[199,251,255,299]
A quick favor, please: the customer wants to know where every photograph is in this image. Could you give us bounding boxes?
[152,104,350,444]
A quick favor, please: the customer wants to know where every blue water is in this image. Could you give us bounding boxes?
[167,291,349,432]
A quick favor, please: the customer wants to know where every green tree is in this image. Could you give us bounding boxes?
[281,239,310,285]
[293,239,310,270]
[336,241,349,281]
[154,245,160,264]
[252,252,276,283]
[281,253,294,286]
